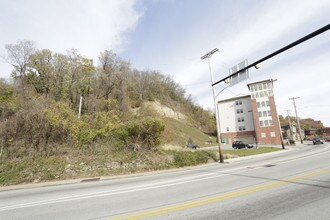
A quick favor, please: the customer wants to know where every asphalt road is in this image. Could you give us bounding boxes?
[1,142,329,220]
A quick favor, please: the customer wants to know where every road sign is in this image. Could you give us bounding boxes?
[228,60,249,86]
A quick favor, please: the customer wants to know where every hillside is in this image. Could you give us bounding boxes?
[0,40,217,185]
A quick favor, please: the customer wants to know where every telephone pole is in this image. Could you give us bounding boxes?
[289,97,303,144]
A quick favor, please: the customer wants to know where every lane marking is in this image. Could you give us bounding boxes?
[0,167,249,211]
[111,169,330,220]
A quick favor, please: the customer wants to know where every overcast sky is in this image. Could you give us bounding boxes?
[1,0,330,126]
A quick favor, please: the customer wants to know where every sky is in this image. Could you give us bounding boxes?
[0,0,330,126]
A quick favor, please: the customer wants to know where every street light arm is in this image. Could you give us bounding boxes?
[212,24,330,87]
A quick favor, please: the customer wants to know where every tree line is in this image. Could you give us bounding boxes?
[0,40,216,158]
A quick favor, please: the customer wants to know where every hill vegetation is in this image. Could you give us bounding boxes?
[0,40,217,185]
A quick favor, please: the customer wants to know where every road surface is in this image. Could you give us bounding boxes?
[1,142,329,219]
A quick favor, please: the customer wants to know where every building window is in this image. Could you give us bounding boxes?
[226,127,229,131]
[266,100,270,106]
[240,109,243,113]
[264,120,269,126]
[258,112,262,117]
[238,117,241,122]
[252,93,255,99]
[257,102,260,108]
[239,126,242,131]
[260,92,264,97]
[241,117,245,122]
[259,121,264,126]
[261,101,266,107]
[264,91,268,97]
[242,126,246,130]
[258,84,262,90]
[270,132,276,137]
[256,92,259,98]
[269,119,273,125]
[261,132,266,138]
[236,109,240,114]
[263,83,267,90]
[263,111,267,117]
[268,110,271,116]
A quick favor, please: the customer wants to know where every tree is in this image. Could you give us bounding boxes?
[4,40,36,88]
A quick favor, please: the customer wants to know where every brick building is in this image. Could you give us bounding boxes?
[217,79,282,145]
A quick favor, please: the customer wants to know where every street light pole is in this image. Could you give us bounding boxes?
[290,97,303,144]
[201,48,224,163]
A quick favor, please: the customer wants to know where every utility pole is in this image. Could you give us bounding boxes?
[201,48,224,163]
[290,97,303,144]
[78,95,83,119]
[285,110,294,139]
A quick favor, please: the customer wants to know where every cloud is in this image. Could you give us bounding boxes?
[0,0,143,77]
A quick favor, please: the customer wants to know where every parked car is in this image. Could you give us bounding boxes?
[324,136,330,142]
[232,141,254,149]
[313,138,324,145]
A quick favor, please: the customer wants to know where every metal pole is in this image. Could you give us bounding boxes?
[201,49,224,163]
[207,57,224,163]
[78,95,83,119]
[290,97,303,144]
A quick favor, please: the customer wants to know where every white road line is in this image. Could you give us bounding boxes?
[0,166,248,211]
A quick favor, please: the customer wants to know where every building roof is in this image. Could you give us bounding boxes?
[246,79,276,88]
[217,94,251,103]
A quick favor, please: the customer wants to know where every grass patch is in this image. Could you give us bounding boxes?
[223,147,282,158]
[161,117,215,147]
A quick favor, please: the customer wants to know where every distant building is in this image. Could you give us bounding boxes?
[217,79,282,145]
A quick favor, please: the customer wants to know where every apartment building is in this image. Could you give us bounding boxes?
[217,79,282,145]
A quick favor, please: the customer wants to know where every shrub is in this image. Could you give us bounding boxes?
[110,117,165,151]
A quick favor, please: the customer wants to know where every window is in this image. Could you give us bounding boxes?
[242,126,246,131]
[250,86,254,92]
[258,111,262,117]
[268,110,271,116]
[239,126,242,131]
[252,93,255,99]
[254,85,258,91]
[236,109,240,114]
[266,100,270,106]
[260,92,264,97]
[256,92,259,98]
[261,101,266,107]
[239,100,242,105]
[258,84,262,90]
[263,83,267,90]
[264,91,268,97]
[241,117,245,122]
[240,109,243,113]
[269,119,273,125]
[261,132,266,138]
[263,111,267,117]
[238,117,241,122]
[259,121,264,126]
[226,127,229,131]
[270,132,276,137]
[264,120,269,126]
[257,102,260,108]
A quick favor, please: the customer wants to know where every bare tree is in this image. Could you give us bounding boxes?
[4,40,36,82]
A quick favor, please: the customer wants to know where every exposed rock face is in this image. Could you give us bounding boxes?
[145,101,186,120]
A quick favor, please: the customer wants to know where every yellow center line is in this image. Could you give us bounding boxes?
[111,169,330,220]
